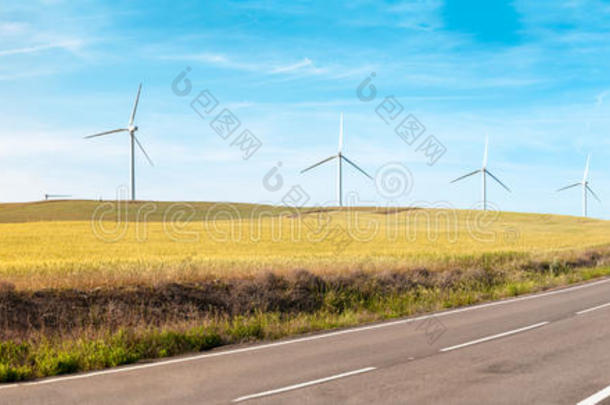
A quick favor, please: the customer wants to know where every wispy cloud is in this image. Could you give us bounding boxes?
[0,69,59,81]
[160,52,358,78]
[0,22,28,35]
[188,52,230,64]
[271,57,315,74]
[0,40,83,57]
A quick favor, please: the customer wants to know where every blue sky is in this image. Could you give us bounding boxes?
[1,0,610,218]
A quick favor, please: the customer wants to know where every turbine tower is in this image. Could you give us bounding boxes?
[450,136,511,211]
[557,154,601,217]
[84,84,153,201]
[301,113,372,207]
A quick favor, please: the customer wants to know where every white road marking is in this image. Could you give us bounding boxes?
[232,367,377,402]
[577,385,610,405]
[1,277,609,390]
[576,302,610,315]
[440,322,550,352]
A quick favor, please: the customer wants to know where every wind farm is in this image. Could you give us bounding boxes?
[3,2,610,404]
[1,88,609,397]
[1,87,609,389]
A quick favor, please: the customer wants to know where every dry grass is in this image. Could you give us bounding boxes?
[0,200,288,223]
[0,202,609,290]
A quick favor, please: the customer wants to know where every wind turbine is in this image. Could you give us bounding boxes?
[84,83,153,201]
[301,113,372,207]
[450,136,511,211]
[557,154,601,217]
[44,194,72,200]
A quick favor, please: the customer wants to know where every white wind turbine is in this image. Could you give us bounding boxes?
[450,136,511,211]
[84,83,153,201]
[557,154,601,217]
[301,113,372,207]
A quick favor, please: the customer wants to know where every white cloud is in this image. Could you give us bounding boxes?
[0,40,83,57]
[270,57,314,74]
[160,52,358,78]
[189,52,229,64]
[161,52,259,72]
[0,22,28,35]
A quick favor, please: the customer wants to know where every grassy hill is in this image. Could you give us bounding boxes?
[0,200,609,289]
[0,200,298,223]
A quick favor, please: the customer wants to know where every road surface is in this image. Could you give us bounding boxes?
[3,277,610,404]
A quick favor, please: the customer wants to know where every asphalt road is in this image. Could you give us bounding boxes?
[3,278,610,405]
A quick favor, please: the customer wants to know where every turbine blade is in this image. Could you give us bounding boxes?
[301,155,336,174]
[587,184,601,203]
[84,128,128,139]
[338,112,344,153]
[133,134,154,166]
[341,155,373,180]
[129,83,142,126]
[450,170,479,184]
[583,153,591,182]
[486,169,511,192]
[556,183,581,192]
[483,135,489,168]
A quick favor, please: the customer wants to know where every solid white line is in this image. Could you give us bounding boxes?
[576,302,610,315]
[440,322,550,352]
[1,277,609,390]
[232,367,377,402]
[577,385,610,405]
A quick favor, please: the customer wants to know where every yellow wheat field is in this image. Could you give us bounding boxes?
[1,208,609,289]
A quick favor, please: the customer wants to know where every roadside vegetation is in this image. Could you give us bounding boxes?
[1,201,610,382]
